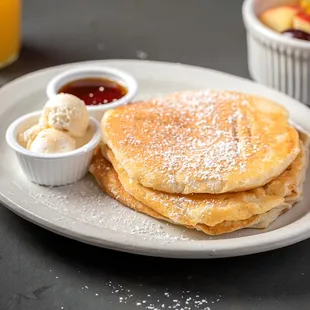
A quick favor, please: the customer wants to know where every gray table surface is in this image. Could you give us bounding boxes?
[1,1,309,309]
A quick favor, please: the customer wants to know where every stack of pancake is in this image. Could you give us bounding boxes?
[90,90,309,235]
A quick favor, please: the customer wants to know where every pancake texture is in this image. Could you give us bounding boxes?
[89,132,308,235]
[102,90,300,194]
[89,152,289,235]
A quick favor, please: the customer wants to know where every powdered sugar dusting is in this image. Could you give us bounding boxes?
[106,90,271,193]
[105,280,223,309]
[26,176,202,242]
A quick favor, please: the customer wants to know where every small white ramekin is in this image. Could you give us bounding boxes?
[46,66,138,119]
[242,0,310,106]
[6,111,101,186]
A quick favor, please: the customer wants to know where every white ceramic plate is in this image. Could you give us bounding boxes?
[1,60,310,259]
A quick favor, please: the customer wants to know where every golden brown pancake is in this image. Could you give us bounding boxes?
[103,138,305,227]
[89,132,308,235]
[89,152,291,235]
[102,90,300,194]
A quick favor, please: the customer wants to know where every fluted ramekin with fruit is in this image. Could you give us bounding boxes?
[242,0,310,106]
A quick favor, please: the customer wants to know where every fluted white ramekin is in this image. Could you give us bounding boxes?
[242,0,310,106]
[6,111,101,186]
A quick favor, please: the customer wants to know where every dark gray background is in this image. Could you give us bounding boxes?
[0,1,309,309]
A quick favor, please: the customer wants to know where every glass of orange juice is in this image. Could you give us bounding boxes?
[0,0,21,69]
